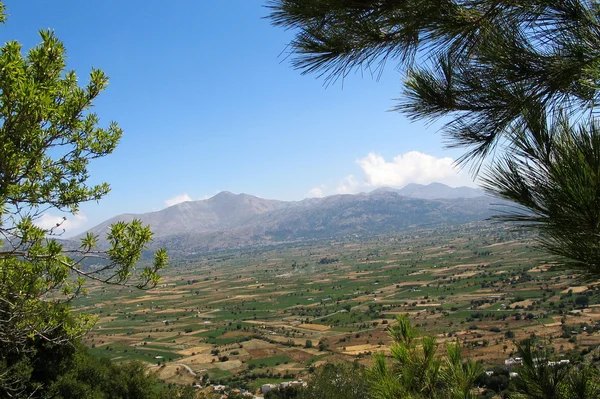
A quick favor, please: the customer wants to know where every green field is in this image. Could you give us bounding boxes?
[74,222,600,387]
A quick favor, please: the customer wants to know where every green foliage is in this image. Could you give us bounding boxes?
[47,344,195,399]
[0,338,194,399]
[368,315,482,399]
[268,0,600,163]
[574,295,590,308]
[510,339,600,399]
[267,0,600,277]
[476,367,510,396]
[299,362,369,399]
[266,385,302,399]
[0,4,165,395]
[0,319,79,397]
[481,117,600,280]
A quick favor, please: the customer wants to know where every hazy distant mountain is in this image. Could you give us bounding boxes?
[373,182,485,199]
[75,183,497,257]
[81,191,291,240]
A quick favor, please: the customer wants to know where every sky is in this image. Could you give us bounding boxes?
[4,1,477,236]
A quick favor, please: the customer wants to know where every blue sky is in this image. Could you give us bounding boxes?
[4,1,476,236]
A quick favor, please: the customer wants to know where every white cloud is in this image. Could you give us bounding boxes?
[307,151,476,198]
[358,151,474,188]
[308,185,326,198]
[164,193,192,207]
[336,175,360,194]
[35,212,88,232]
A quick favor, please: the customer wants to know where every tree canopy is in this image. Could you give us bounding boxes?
[267,0,600,278]
[0,4,166,396]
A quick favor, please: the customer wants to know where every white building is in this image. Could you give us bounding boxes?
[505,357,523,367]
[261,384,278,394]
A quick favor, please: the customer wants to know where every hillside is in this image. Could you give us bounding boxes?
[75,183,496,257]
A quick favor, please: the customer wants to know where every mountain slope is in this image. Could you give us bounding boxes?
[75,184,498,257]
[394,182,484,199]
[81,191,289,239]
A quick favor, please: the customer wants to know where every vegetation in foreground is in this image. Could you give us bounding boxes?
[0,3,165,397]
[243,316,600,399]
[4,340,195,399]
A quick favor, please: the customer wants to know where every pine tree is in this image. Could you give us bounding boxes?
[267,0,600,278]
[510,339,600,399]
[368,315,482,399]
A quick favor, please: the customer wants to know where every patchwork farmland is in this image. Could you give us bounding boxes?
[75,222,600,388]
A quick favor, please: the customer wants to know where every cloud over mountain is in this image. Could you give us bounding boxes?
[357,151,474,188]
[74,184,493,258]
[164,193,192,207]
[309,151,476,198]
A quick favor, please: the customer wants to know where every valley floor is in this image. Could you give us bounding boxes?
[74,222,600,391]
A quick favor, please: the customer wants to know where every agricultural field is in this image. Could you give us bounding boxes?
[75,222,600,388]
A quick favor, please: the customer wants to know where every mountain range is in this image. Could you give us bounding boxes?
[75,183,494,257]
